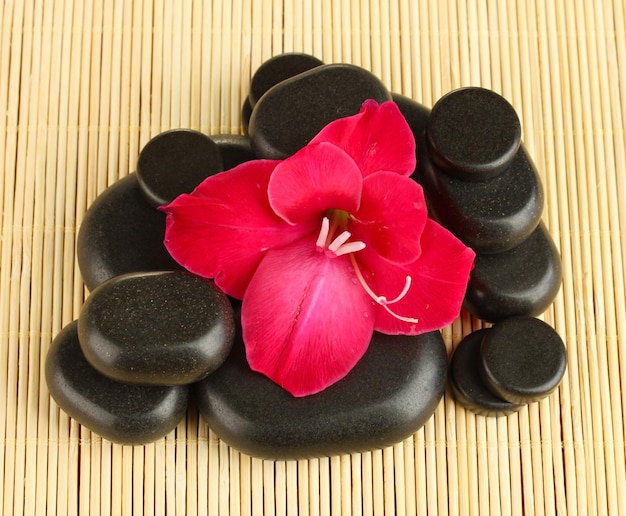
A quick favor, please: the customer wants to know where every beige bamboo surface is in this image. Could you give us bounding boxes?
[1,0,625,514]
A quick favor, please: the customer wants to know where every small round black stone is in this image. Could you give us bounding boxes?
[45,321,189,445]
[463,222,562,322]
[417,141,544,253]
[241,97,252,135]
[248,52,324,108]
[449,329,523,416]
[210,133,256,170]
[78,271,235,386]
[77,173,182,291]
[479,317,567,404]
[426,87,522,181]
[136,129,223,208]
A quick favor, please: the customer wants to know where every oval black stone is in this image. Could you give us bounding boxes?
[194,329,448,460]
[78,271,235,386]
[417,141,544,253]
[241,97,253,135]
[479,317,567,404]
[449,329,523,416]
[210,133,256,171]
[136,129,223,208]
[426,87,522,181]
[45,321,189,445]
[463,223,562,322]
[77,173,182,291]
[392,93,430,177]
[248,52,324,108]
[249,63,391,159]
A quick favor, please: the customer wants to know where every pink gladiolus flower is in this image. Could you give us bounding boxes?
[161,100,475,396]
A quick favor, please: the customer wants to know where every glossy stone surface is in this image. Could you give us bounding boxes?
[449,329,523,416]
[248,52,324,108]
[392,93,430,176]
[77,173,182,291]
[195,329,448,460]
[426,87,522,181]
[210,133,256,170]
[463,223,562,322]
[479,317,567,404]
[249,63,391,159]
[136,129,223,208]
[46,321,189,445]
[417,141,544,253]
[78,271,235,385]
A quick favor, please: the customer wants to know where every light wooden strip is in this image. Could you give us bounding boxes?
[340,454,351,515]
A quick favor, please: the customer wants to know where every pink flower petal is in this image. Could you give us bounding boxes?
[268,142,363,225]
[350,171,428,265]
[358,218,475,335]
[161,160,315,298]
[241,237,376,396]
[309,100,416,177]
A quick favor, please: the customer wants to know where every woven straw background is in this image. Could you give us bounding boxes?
[1,0,625,514]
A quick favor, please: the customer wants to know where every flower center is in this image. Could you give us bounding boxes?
[314,215,419,324]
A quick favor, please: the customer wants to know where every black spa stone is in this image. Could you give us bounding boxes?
[479,317,567,404]
[45,321,189,445]
[77,173,182,291]
[449,329,523,416]
[249,63,392,159]
[426,87,522,181]
[463,223,562,322]
[392,93,430,175]
[78,271,235,386]
[210,133,256,170]
[136,129,223,208]
[241,96,253,135]
[194,328,448,460]
[248,52,324,108]
[417,141,544,253]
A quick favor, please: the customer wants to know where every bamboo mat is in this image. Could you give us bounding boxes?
[1,0,625,514]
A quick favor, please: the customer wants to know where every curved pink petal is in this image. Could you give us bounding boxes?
[350,171,428,265]
[309,100,416,177]
[357,218,475,335]
[268,142,363,225]
[241,237,376,396]
[161,160,316,298]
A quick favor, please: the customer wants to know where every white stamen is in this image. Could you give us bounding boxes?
[316,216,330,250]
[327,230,352,253]
[384,276,412,305]
[349,254,419,324]
[333,241,366,257]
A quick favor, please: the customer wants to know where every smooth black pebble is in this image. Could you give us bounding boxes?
[77,173,182,291]
[449,329,523,416]
[463,222,562,322]
[46,321,189,445]
[241,97,253,135]
[195,329,448,460]
[210,134,256,170]
[249,63,391,159]
[136,129,223,208]
[78,271,235,386]
[392,93,430,175]
[426,87,522,181]
[417,140,544,253]
[248,52,324,108]
[479,316,567,404]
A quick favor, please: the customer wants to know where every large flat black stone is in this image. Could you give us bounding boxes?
[195,328,448,460]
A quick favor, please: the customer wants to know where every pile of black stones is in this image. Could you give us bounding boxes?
[45,53,566,459]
